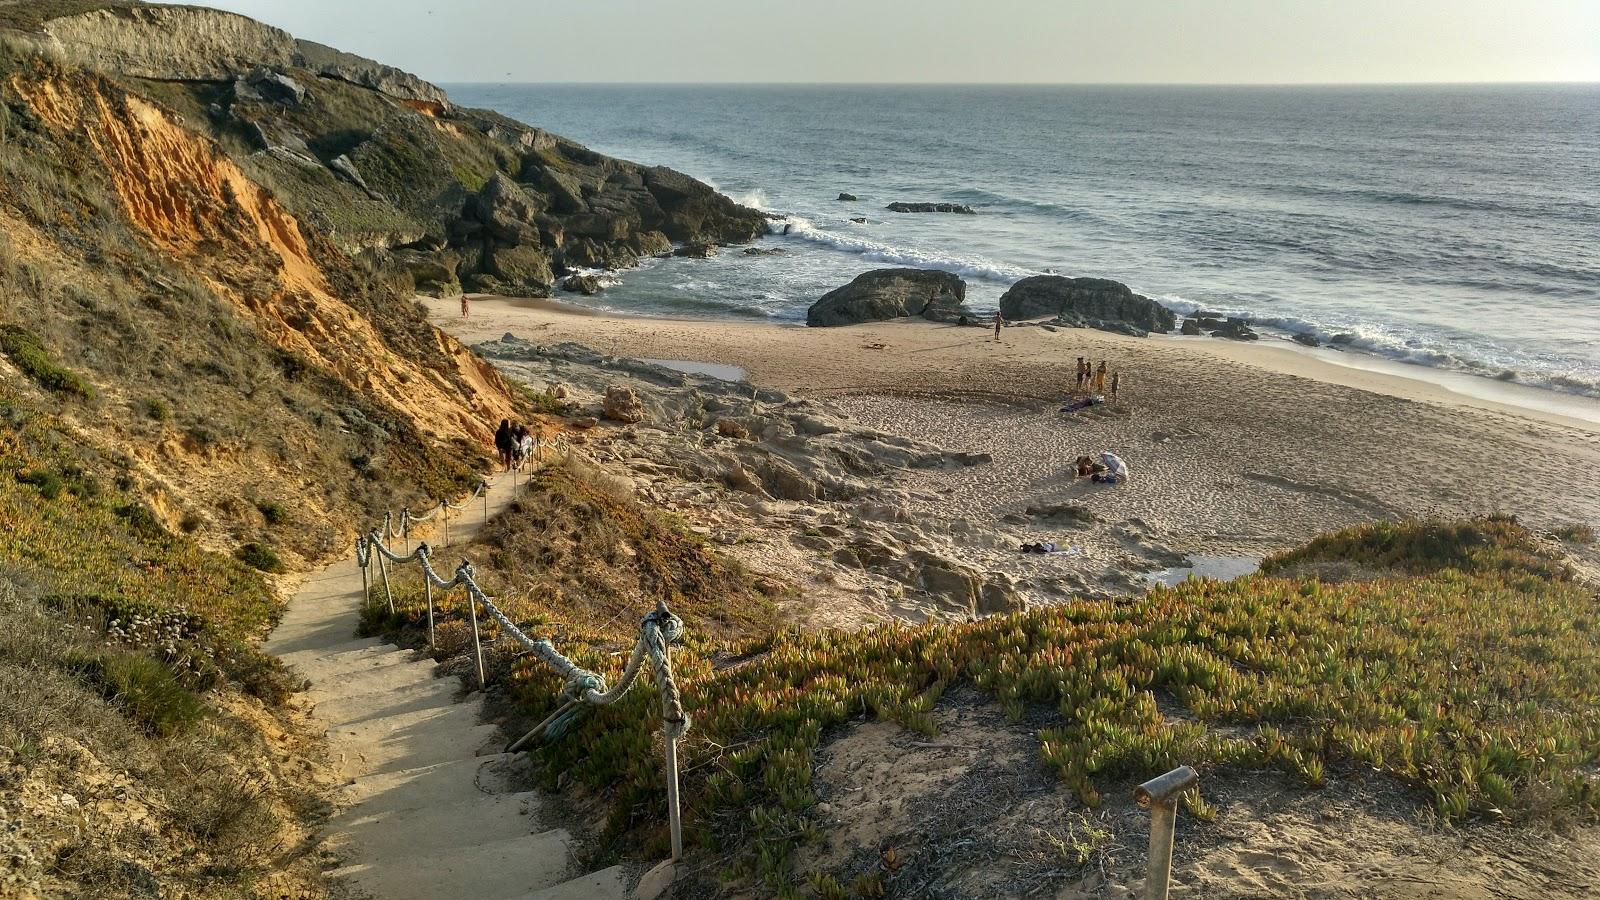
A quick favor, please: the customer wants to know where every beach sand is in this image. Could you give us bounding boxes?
[435,295,1600,568]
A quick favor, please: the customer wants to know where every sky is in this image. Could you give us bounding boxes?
[187,0,1600,85]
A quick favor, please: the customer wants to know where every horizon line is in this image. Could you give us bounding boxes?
[438,78,1600,89]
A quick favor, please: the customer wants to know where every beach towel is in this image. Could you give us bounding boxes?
[1060,395,1105,414]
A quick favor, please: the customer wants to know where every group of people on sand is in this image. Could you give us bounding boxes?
[1074,451,1130,485]
[1073,357,1119,399]
[493,419,536,470]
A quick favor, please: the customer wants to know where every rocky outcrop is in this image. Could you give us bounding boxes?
[603,385,646,423]
[838,192,859,202]
[886,202,975,214]
[999,275,1176,335]
[562,274,602,295]
[23,2,765,271]
[807,269,968,327]
[293,40,449,105]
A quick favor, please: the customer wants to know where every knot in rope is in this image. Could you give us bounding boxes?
[643,601,691,740]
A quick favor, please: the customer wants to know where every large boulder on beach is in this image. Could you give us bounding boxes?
[807,268,967,327]
[999,275,1176,335]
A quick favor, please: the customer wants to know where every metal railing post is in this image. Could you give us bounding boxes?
[401,507,410,556]
[664,682,684,860]
[378,546,396,615]
[442,502,450,547]
[425,575,435,650]
[466,588,486,689]
[1134,766,1198,900]
[482,489,488,527]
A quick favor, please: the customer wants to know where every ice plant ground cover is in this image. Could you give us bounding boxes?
[367,464,1600,893]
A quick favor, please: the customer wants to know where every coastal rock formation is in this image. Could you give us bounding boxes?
[838,192,859,201]
[603,385,646,423]
[562,274,603,295]
[17,1,766,282]
[1211,318,1260,341]
[886,202,976,214]
[999,275,1177,335]
[807,269,968,327]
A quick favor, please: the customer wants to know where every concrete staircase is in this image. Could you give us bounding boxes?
[265,475,627,900]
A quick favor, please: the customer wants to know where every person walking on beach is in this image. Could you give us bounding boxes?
[1094,360,1108,393]
[461,294,470,318]
[993,310,1003,341]
[1110,371,1120,402]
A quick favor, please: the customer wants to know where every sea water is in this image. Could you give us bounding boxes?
[450,84,1600,399]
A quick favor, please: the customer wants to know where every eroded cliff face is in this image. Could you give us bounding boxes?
[0,60,516,564]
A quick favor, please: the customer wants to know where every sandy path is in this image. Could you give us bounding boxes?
[264,475,624,900]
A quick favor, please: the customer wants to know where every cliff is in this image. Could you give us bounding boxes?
[4,0,767,298]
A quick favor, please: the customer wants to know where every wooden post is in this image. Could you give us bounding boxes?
[442,502,450,547]
[665,727,684,861]
[482,489,488,527]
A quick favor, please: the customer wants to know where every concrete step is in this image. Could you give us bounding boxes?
[357,722,505,777]
[508,865,628,900]
[340,753,531,815]
[328,790,544,856]
[315,677,462,728]
[303,659,443,700]
[327,829,572,900]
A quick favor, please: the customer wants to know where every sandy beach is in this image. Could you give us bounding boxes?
[430,294,1600,622]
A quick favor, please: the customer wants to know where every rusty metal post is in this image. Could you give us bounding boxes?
[442,501,450,547]
[1135,766,1198,900]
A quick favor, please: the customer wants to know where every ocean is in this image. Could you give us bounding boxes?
[449,84,1600,399]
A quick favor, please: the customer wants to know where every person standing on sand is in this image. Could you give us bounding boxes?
[993,310,1003,341]
[461,294,470,318]
[1111,371,1120,402]
[1094,360,1108,393]
[1075,357,1086,394]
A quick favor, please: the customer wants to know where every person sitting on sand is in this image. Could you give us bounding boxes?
[1094,360,1108,393]
[494,419,514,470]
[1074,455,1107,479]
[1092,450,1130,484]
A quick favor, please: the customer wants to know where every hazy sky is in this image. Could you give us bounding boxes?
[190,0,1600,85]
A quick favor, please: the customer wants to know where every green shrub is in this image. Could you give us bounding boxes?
[143,397,171,421]
[77,651,205,736]
[233,542,285,574]
[15,468,63,499]
[0,324,95,400]
[255,499,287,526]
[1553,522,1595,545]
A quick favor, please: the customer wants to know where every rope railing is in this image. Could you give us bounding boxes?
[352,448,689,860]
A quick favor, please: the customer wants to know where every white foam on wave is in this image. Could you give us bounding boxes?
[1154,293,1600,399]
[769,216,1039,284]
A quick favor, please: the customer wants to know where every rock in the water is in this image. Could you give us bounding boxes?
[1181,318,1202,336]
[806,268,967,327]
[1291,332,1320,347]
[1330,332,1356,345]
[561,274,602,295]
[673,243,718,259]
[603,385,645,424]
[743,246,786,256]
[1210,318,1260,341]
[837,192,859,202]
[886,202,975,214]
[998,275,1176,334]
